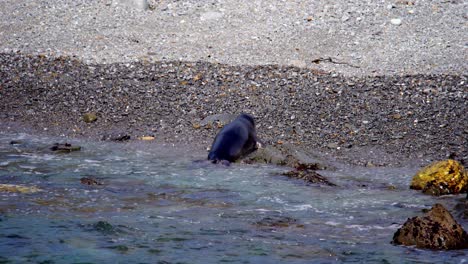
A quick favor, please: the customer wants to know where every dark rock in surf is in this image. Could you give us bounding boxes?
[50,143,81,153]
[80,177,103,186]
[392,203,468,250]
[243,143,332,170]
[254,215,300,229]
[282,169,336,186]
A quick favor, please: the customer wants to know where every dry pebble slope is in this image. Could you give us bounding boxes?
[1,53,466,166]
[0,0,466,76]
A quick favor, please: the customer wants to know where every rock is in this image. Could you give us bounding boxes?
[0,184,42,193]
[50,143,81,153]
[80,177,103,186]
[282,170,336,186]
[243,145,287,165]
[410,159,468,196]
[254,215,300,229]
[93,221,118,235]
[391,18,402,25]
[102,132,131,142]
[112,0,149,11]
[83,112,97,123]
[392,204,468,250]
[243,143,332,170]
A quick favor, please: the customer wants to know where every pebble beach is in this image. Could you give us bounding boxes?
[0,0,467,166]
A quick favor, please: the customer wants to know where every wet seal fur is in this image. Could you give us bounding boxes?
[208,113,259,165]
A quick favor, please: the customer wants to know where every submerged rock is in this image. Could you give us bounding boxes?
[83,112,97,123]
[254,215,300,229]
[0,184,42,193]
[282,170,336,186]
[410,159,468,196]
[93,221,118,235]
[50,143,81,153]
[80,177,103,186]
[392,204,468,250]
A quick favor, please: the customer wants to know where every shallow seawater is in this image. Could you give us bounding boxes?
[0,133,466,264]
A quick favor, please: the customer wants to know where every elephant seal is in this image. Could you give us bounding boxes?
[208,113,259,164]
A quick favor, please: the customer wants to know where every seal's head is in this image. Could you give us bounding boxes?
[239,113,255,126]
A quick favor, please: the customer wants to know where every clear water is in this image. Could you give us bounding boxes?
[0,132,466,264]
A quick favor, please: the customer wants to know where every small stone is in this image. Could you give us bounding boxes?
[112,0,149,11]
[83,112,97,123]
[391,18,402,25]
[139,136,155,141]
[200,11,223,21]
[327,142,339,149]
[290,60,307,68]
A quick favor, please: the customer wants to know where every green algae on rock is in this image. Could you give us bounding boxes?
[410,159,468,196]
[0,184,42,193]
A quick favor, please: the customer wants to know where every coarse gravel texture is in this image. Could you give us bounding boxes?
[1,53,467,167]
[0,0,466,76]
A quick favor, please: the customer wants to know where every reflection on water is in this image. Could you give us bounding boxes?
[0,132,466,263]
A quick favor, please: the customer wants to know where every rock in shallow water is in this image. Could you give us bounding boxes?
[392,203,468,250]
[50,143,81,153]
[0,184,42,193]
[80,177,103,186]
[282,170,336,186]
[243,143,331,170]
[410,159,468,196]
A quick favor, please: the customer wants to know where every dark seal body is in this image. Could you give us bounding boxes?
[208,114,258,164]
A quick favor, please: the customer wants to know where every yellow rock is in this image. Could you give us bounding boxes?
[410,159,468,195]
[139,136,155,141]
[0,184,42,193]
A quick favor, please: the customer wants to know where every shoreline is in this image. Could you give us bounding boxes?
[1,52,467,167]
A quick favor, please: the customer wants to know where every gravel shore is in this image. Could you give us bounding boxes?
[0,0,467,166]
[1,0,466,76]
[1,53,466,166]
